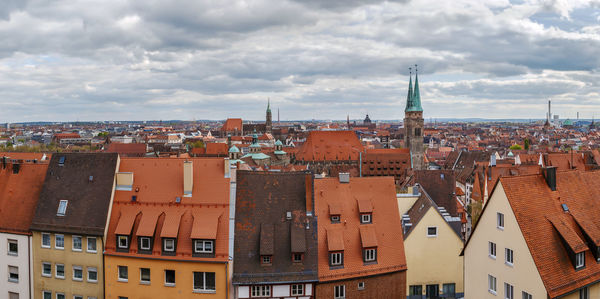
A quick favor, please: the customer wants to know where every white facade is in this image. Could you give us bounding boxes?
[236,283,313,299]
[0,232,31,299]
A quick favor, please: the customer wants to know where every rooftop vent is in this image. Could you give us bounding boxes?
[561,203,569,212]
[88,175,93,182]
[338,172,350,183]
[175,197,182,203]
[286,211,292,220]
[58,156,65,166]
[131,195,137,202]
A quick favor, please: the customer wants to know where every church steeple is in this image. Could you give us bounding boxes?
[266,98,272,133]
[405,67,413,112]
[406,65,423,112]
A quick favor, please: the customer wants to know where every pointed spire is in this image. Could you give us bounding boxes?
[267,97,271,113]
[405,67,413,112]
[407,64,423,112]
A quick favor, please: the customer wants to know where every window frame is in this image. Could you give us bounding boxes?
[57,200,68,216]
[330,251,343,266]
[193,240,214,254]
[489,242,497,259]
[164,269,176,286]
[522,291,532,299]
[8,265,19,282]
[72,265,83,281]
[117,235,129,249]
[163,238,175,252]
[140,268,151,284]
[360,213,372,224]
[334,285,345,299]
[117,265,128,282]
[55,234,64,250]
[41,233,51,248]
[291,284,304,296]
[251,285,271,297]
[8,239,18,256]
[488,275,497,295]
[139,237,152,251]
[42,262,52,277]
[364,248,377,262]
[576,252,585,269]
[505,248,514,266]
[42,291,52,299]
[55,264,65,279]
[261,255,272,265]
[331,215,340,223]
[580,287,589,299]
[292,253,303,263]
[87,267,98,283]
[504,282,514,299]
[56,293,65,299]
[72,235,82,252]
[497,212,504,230]
[192,271,216,293]
[427,226,438,237]
[358,282,365,290]
[86,237,97,253]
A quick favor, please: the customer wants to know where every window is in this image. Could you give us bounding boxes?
[522,291,532,299]
[87,237,96,253]
[580,287,589,299]
[251,285,271,297]
[334,285,345,299]
[360,214,372,224]
[73,266,83,281]
[73,296,83,299]
[364,248,376,262]
[193,272,216,292]
[488,275,497,294]
[165,270,175,286]
[56,293,65,299]
[57,200,68,216]
[8,265,19,282]
[489,242,497,259]
[42,233,51,248]
[415,128,421,136]
[497,212,504,229]
[118,265,128,281]
[194,240,213,253]
[292,284,304,295]
[55,234,64,249]
[163,238,175,252]
[576,252,585,269]
[72,236,82,251]
[409,285,422,296]
[8,239,18,255]
[261,255,271,265]
[505,283,514,299]
[43,291,51,299]
[443,283,456,297]
[358,282,365,290]
[118,297,127,299]
[139,237,151,251]
[56,264,65,278]
[292,253,303,262]
[42,262,52,277]
[87,267,97,282]
[505,248,514,266]
[330,252,343,266]
[331,215,340,223]
[117,236,128,249]
[140,268,150,284]
[9,292,19,299]
[427,227,437,237]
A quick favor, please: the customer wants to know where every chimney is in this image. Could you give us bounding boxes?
[338,172,350,183]
[183,160,193,197]
[543,166,557,191]
[224,158,230,178]
[116,172,134,191]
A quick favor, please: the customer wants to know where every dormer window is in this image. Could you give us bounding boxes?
[292,253,303,263]
[261,255,272,265]
[194,240,214,254]
[57,200,68,216]
[360,213,372,224]
[330,252,343,266]
[364,248,377,263]
[117,236,129,249]
[331,215,340,223]
[576,252,585,269]
[163,238,176,252]
[139,237,152,251]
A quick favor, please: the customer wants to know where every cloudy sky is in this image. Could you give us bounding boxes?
[1,0,599,122]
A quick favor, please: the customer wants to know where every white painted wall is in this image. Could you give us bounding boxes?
[0,232,31,299]
[273,284,290,297]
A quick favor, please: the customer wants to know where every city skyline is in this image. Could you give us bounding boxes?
[0,0,599,122]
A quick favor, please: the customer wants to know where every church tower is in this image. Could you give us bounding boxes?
[404,66,425,170]
[266,99,272,134]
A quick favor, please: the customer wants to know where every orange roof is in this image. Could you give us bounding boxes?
[499,171,600,297]
[296,131,364,162]
[221,118,243,132]
[329,202,342,215]
[357,199,373,213]
[0,152,51,161]
[105,157,230,262]
[315,176,407,282]
[0,162,48,234]
[206,143,228,155]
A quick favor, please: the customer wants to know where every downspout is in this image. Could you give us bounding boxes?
[359,151,362,177]
[102,237,106,298]
[28,235,32,299]
[225,262,229,299]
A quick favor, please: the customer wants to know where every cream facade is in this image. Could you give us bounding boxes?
[1,232,32,299]
[32,232,104,299]
[464,182,546,299]
[397,188,419,215]
[405,206,464,297]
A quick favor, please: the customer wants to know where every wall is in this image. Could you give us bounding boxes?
[464,182,546,299]
[32,232,104,299]
[315,271,405,299]
[397,192,419,215]
[0,232,31,299]
[404,207,464,296]
[561,282,600,299]
[105,255,228,299]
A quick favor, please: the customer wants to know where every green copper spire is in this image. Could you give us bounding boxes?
[407,64,423,112]
[267,98,271,113]
[405,67,413,112]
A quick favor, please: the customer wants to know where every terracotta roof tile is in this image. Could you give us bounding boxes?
[291,224,307,253]
[548,216,588,253]
[359,225,378,248]
[136,210,162,237]
[357,199,373,213]
[260,223,275,255]
[191,210,222,240]
[160,210,184,238]
[327,228,345,251]
[296,131,364,162]
[114,208,139,235]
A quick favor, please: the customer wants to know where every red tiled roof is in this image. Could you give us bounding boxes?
[106,143,146,156]
[0,162,48,234]
[316,176,407,282]
[190,210,222,240]
[206,143,228,155]
[296,131,364,162]
[221,118,243,132]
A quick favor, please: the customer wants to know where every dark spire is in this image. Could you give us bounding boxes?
[409,64,423,112]
[405,67,413,112]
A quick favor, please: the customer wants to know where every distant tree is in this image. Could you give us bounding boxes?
[97,132,109,137]
[192,140,205,148]
[509,144,522,150]
[524,139,530,150]
[469,200,483,226]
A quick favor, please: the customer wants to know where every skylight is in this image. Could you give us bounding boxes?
[57,200,68,216]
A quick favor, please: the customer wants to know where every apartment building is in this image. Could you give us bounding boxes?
[464,168,600,298]
[30,153,119,299]
[103,157,230,299]
[0,157,48,299]
[314,174,407,298]
[233,171,318,299]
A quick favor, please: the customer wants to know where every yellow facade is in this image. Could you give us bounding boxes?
[105,255,229,299]
[464,183,546,298]
[561,282,600,299]
[404,207,464,296]
[32,231,104,299]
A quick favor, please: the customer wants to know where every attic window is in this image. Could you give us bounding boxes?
[360,213,372,224]
[261,255,272,265]
[292,253,303,263]
[576,252,585,269]
[331,215,340,223]
[56,200,68,216]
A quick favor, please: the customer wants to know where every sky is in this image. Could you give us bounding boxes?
[0,0,599,122]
